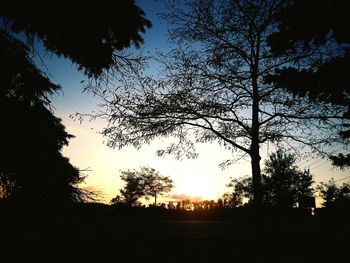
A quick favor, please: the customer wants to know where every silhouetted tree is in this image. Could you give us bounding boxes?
[263,150,314,208]
[329,154,350,170]
[181,199,193,210]
[167,201,175,209]
[0,31,96,203]
[176,201,182,210]
[317,179,350,208]
[92,0,347,208]
[192,201,202,210]
[217,198,224,208]
[228,150,314,208]
[227,176,253,206]
[0,171,14,199]
[110,195,125,206]
[141,167,174,206]
[0,0,151,76]
[0,102,98,203]
[267,0,350,168]
[118,167,174,206]
[119,169,145,206]
[0,1,151,202]
[221,192,243,208]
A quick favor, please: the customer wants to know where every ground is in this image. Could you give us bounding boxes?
[0,206,349,262]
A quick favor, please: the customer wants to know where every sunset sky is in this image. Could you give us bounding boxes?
[45,0,349,205]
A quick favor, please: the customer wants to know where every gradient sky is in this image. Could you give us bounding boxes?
[45,0,349,205]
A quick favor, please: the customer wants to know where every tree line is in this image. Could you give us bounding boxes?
[111,149,350,211]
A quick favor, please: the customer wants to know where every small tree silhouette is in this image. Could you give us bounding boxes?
[263,149,314,208]
[119,170,144,206]
[118,167,174,206]
[141,167,174,206]
[227,149,314,208]
[317,179,350,208]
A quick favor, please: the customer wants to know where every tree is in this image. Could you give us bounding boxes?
[118,167,174,206]
[329,154,350,170]
[0,1,151,202]
[110,195,125,206]
[317,179,350,208]
[0,101,97,203]
[0,31,94,203]
[221,192,243,208]
[228,150,314,208]
[181,199,193,210]
[119,169,145,206]
[91,0,347,208]
[0,171,14,199]
[263,149,313,208]
[227,176,253,206]
[141,167,174,206]
[266,0,350,168]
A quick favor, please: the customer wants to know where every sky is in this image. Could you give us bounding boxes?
[45,0,349,205]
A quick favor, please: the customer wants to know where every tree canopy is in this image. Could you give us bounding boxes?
[0,0,151,76]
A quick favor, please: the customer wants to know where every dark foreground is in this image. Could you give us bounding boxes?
[1,206,349,262]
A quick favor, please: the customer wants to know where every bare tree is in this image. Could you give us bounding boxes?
[87,0,348,207]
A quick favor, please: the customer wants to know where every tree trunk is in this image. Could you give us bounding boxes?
[154,193,157,206]
[251,147,262,207]
[251,91,262,208]
[251,34,262,208]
